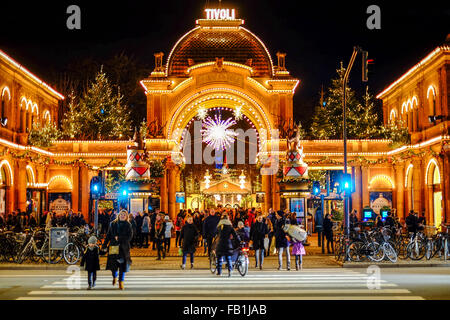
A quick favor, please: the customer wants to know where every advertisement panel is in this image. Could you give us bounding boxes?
[369,192,392,214]
[49,193,71,214]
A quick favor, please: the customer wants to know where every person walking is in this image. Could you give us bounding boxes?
[202,209,220,257]
[250,214,269,270]
[164,215,173,254]
[80,235,100,289]
[274,211,291,270]
[288,235,306,271]
[323,213,334,254]
[175,216,183,248]
[102,209,133,290]
[180,215,198,269]
[154,213,166,260]
[215,214,241,277]
[135,212,143,248]
[128,214,137,248]
[141,213,150,248]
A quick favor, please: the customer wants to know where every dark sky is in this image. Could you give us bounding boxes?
[1,0,449,127]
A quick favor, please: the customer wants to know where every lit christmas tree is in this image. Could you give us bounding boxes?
[61,68,132,140]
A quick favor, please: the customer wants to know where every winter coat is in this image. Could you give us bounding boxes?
[165,221,173,238]
[181,223,198,254]
[274,217,288,248]
[215,219,241,256]
[202,214,220,238]
[323,217,333,240]
[142,216,150,233]
[250,221,269,250]
[290,239,306,256]
[80,246,100,272]
[154,220,166,240]
[103,220,133,272]
[135,215,143,232]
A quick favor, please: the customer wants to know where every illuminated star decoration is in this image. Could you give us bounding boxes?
[196,107,208,120]
[201,114,237,150]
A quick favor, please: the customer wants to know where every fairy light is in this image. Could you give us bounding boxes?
[204,169,211,189]
[196,107,208,120]
[405,164,413,188]
[47,175,73,190]
[425,158,440,185]
[239,170,246,189]
[427,85,436,99]
[233,105,243,120]
[369,175,395,189]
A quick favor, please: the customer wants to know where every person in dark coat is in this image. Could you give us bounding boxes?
[250,214,269,270]
[323,213,334,254]
[180,215,198,269]
[405,210,418,234]
[274,211,291,270]
[150,210,158,250]
[102,209,133,290]
[215,215,241,277]
[128,214,137,248]
[80,235,100,289]
[202,209,220,257]
[135,212,143,248]
[154,213,166,260]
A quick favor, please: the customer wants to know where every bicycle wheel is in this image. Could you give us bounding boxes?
[445,238,449,261]
[410,240,426,260]
[41,241,63,264]
[425,240,434,260]
[63,243,80,265]
[15,243,30,264]
[209,251,217,274]
[347,241,364,262]
[367,242,384,262]
[383,243,397,263]
[237,255,249,277]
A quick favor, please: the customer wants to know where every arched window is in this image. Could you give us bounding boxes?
[1,87,11,128]
[427,85,437,120]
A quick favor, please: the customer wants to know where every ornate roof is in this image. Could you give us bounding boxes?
[166,22,274,77]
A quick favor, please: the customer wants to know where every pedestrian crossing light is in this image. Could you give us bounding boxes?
[342,173,352,193]
[90,176,101,199]
[312,181,321,196]
[362,50,370,82]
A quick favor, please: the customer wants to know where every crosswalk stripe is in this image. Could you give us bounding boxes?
[27,288,412,295]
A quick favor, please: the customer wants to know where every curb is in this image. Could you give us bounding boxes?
[343,263,450,268]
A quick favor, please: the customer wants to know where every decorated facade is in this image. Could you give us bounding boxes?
[0,11,448,227]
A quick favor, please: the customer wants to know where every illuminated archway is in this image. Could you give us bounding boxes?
[0,160,13,186]
[26,165,36,187]
[369,174,395,190]
[47,175,73,191]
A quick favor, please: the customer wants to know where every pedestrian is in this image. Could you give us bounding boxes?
[265,216,274,257]
[180,215,198,269]
[417,211,426,231]
[150,210,157,250]
[274,210,291,270]
[288,235,305,271]
[323,213,334,254]
[175,216,183,248]
[375,213,384,228]
[215,214,241,277]
[164,215,173,253]
[405,210,418,234]
[80,235,100,290]
[154,213,166,260]
[102,209,133,290]
[142,213,150,248]
[128,214,137,248]
[202,209,220,257]
[250,214,269,270]
[135,211,143,248]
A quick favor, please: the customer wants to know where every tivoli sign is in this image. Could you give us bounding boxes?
[204,8,236,20]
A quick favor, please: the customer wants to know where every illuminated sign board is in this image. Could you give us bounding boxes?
[204,8,236,20]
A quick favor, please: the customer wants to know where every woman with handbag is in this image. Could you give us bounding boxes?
[180,215,198,269]
[102,209,133,290]
[250,214,269,270]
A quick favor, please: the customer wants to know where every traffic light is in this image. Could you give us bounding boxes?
[312,181,321,196]
[342,173,352,193]
[362,51,373,82]
[90,176,101,198]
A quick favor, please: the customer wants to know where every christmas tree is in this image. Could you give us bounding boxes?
[348,86,381,139]
[310,63,360,139]
[61,68,132,140]
[28,121,62,147]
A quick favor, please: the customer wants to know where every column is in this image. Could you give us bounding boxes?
[443,153,450,224]
[16,160,27,211]
[80,166,89,219]
[361,166,369,208]
[72,166,79,213]
[261,173,270,213]
[160,172,168,213]
[352,166,362,219]
[272,173,280,211]
[394,163,405,220]
[412,159,423,213]
[168,164,178,220]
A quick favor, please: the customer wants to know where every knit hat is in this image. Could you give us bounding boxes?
[88,236,97,245]
[276,210,285,217]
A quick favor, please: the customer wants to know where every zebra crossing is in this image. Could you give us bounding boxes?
[16,269,424,300]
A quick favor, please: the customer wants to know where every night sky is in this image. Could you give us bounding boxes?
[1,0,449,127]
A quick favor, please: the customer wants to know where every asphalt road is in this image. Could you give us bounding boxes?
[0,267,449,300]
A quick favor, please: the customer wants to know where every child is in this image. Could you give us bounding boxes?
[287,235,305,270]
[80,235,100,289]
